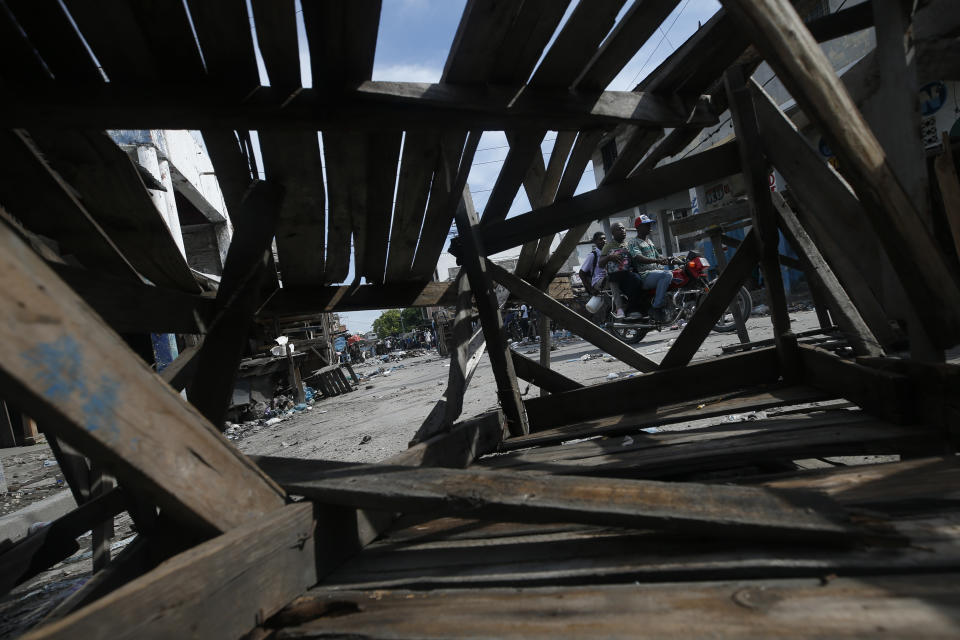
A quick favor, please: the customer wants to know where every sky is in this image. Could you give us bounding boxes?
[281,0,723,334]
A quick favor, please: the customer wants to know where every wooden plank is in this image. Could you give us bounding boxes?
[0,213,285,533]
[659,228,760,370]
[524,346,781,430]
[0,487,126,596]
[670,202,752,237]
[486,260,657,373]
[0,0,51,87]
[271,574,960,639]
[709,230,750,344]
[510,350,584,395]
[264,461,869,545]
[159,342,202,392]
[321,132,365,284]
[748,81,898,347]
[391,411,506,470]
[0,131,140,279]
[5,0,102,84]
[51,265,213,335]
[22,503,316,640]
[725,66,796,376]
[384,133,441,282]
[935,133,960,264]
[249,0,301,93]
[479,141,741,256]
[187,182,283,427]
[362,132,403,283]
[479,131,545,225]
[261,281,457,318]
[409,134,470,281]
[453,186,528,437]
[506,385,833,450]
[258,131,327,288]
[410,275,484,445]
[721,0,960,346]
[184,0,259,91]
[481,412,934,479]
[799,345,913,424]
[771,193,882,356]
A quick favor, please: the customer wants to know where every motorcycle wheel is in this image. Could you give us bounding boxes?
[611,326,648,344]
[712,286,752,333]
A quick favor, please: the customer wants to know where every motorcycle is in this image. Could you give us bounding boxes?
[596,250,752,344]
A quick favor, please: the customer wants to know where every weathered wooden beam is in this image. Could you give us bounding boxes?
[187,182,283,428]
[158,341,203,392]
[510,350,584,394]
[670,202,752,237]
[935,133,960,263]
[52,265,213,335]
[452,174,529,437]
[273,574,960,638]
[0,83,717,131]
[21,503,316,640]
[524,346,781,430]
[486,260,657,373]
[709,230,750,344]
[410,274,485,445]
[0,487,127,596]
[721,0,960,347]
[266,461,867,545]
[659,229,760,370]
[0,217,285,534]
[479,141,741,256]
[799,345,913,424]
[771,193,882,356]
[725,66,797,378]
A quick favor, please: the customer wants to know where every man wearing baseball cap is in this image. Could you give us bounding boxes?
[631,214,673,322]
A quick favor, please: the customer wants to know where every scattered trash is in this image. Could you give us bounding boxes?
[602,356,615,362]
[42,459,58,467]
[722,411,768,423]
[697,404,706,410]
[580,354,592,361]
[360,435,372,445]
[365,385,374,389]
[641,427,660,434]
[622,436,634,446]
[265,417,282,426]
[294,403,308,411]
[606,372,619,380]
[281,441,297,448]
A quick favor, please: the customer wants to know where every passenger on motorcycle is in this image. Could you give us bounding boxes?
[631,215,673,322]
[598,222,647,318]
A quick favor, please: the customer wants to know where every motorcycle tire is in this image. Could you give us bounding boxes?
[611,326,648,344]
[712,286,752,333]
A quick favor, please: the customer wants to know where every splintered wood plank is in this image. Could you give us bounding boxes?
[264,461,865,545]
[301,0,379,90]
[5,0,102,84]
[363,132,403,283]
[273,574,960,639]
[0,219,285,533]
[480,413,936,479]
[27,129,200,292]
[61,0,160,83]
[524,346,780,429]
[0,2,51,87]
[441,0,525,83]
[384,132,441,283]
[259,131,327,287]
[503,385,834,450]
[722,0,960,346]
[22,503,315,640]
[480,141,741,256]
[486,260,657,373]
[0,132,140,279]
[409,133,468,280]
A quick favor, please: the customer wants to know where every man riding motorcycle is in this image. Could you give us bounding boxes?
[598,216,672,322]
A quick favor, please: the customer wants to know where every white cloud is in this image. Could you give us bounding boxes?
[372,63,443,83]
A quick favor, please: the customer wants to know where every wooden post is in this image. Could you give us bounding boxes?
[725,66,798,380]
[0,402,16,448]
[709,229,750,344]
[89,465,115,574]
[935,132,960,262]
[538,314,551,397]
[452,162,529,437]
[187,181,284,428]
[286,344,305,404]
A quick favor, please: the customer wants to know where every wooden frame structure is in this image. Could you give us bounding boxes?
[1,0,960,637]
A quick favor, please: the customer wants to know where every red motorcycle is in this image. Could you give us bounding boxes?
[600,250,752,344]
